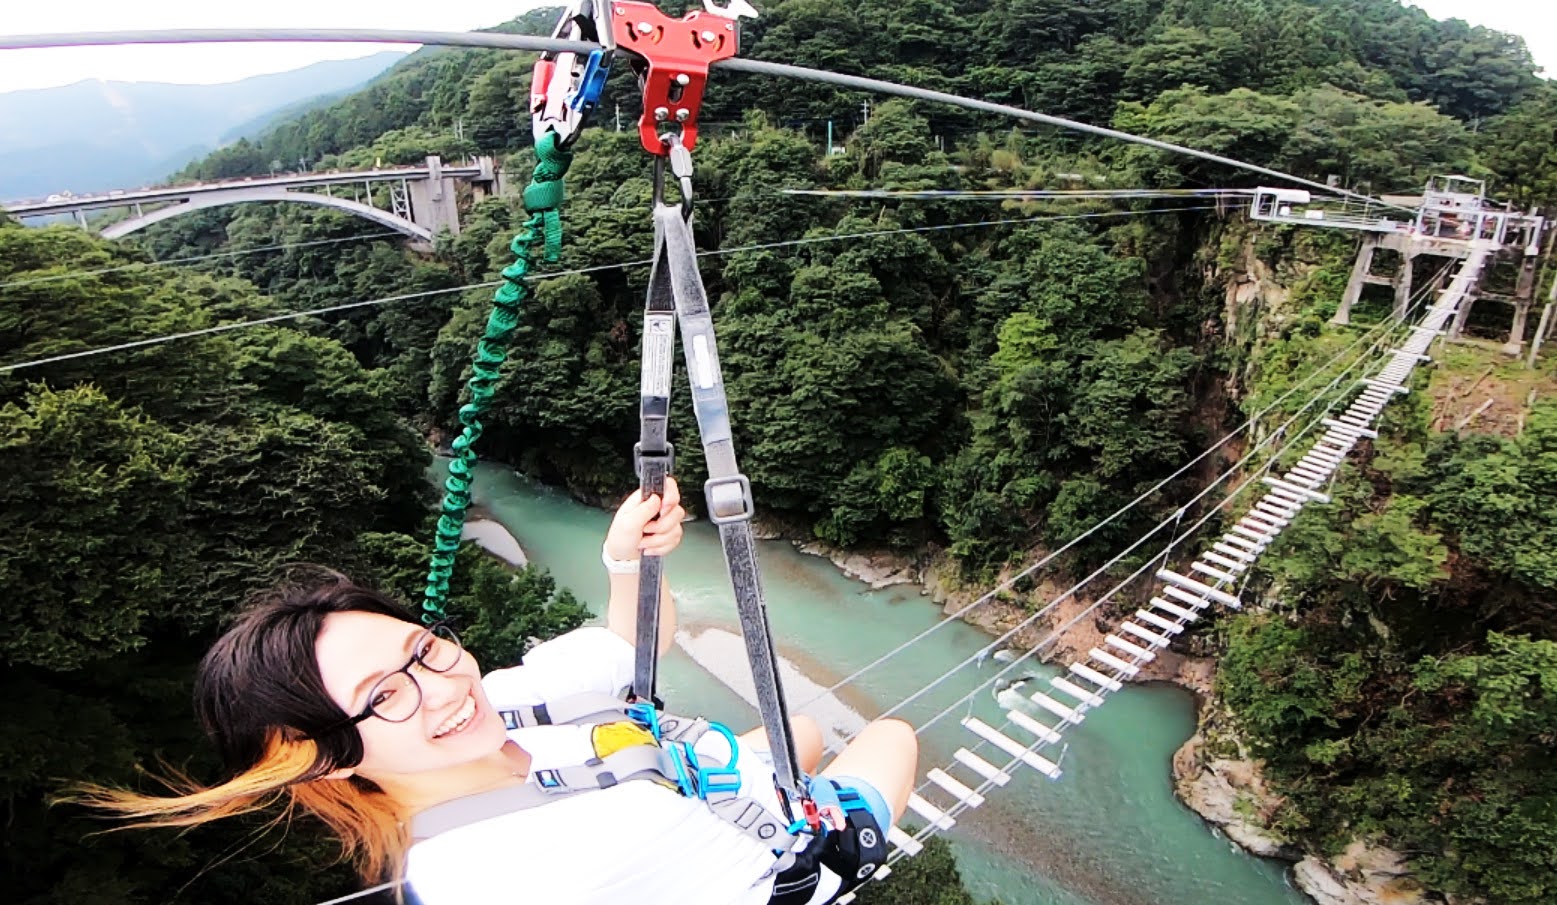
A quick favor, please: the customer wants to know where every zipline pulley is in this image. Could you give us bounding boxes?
[611,0,754,155]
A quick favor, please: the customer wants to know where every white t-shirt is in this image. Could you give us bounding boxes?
[405,627,787,905]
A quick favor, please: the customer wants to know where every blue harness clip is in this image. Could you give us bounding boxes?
[568,50,611,115]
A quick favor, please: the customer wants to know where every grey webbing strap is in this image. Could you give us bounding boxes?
[653,203,805,801]
[633,214,678,703]
[498,691,633,730]
[409,746,674,841]
[410,720,800,859]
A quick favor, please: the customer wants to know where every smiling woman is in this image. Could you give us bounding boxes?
[66,478,920,905]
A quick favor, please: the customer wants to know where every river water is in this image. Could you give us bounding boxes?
[451,462,1308,905]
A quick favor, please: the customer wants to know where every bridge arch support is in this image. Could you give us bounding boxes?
[99,188,434,243]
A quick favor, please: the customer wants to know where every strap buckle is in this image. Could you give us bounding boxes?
[633,441,676,480]
[704,474,754,524]
[532,0,617,148]
[609,0,755,155]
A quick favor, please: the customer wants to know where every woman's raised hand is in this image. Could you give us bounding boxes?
[604,476,686,562]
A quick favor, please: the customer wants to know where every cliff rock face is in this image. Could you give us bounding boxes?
[1171,731,1299,859]
[1174,696,1453,905]
[1292,843,1442,905]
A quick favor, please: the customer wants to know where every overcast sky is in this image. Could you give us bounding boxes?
[0,0,1552,94]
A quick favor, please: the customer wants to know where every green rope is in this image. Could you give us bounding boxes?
[422,133,573,623]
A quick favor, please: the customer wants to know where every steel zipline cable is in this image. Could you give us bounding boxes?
[0,204,1213,374]
[0,28,1412,212]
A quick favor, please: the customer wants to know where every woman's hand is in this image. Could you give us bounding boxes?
[604,476,685,562]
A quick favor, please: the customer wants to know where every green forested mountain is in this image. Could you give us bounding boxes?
[3,1,1555,904]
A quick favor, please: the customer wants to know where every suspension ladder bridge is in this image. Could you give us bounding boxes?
[841,242,1497,898]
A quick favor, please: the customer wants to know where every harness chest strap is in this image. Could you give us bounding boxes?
[410,693,799,867]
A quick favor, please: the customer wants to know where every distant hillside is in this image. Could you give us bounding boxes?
[0,51,406,202]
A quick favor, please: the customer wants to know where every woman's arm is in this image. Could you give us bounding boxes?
[603,477,684,657]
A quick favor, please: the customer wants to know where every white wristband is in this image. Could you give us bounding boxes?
[601,544,641,575]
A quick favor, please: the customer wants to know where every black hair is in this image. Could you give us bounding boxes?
[194,576,422,779]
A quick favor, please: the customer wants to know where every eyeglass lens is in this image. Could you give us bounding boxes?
[366,624,462,723]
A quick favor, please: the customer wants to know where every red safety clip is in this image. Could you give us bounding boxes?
[610,1,755,155]
[800,796,824,832]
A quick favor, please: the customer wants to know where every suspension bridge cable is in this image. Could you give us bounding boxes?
[0,28,1410,212]
[882,307,1441,865]
[793,262,1451,712]
[888,358,1412,862]
[0,204,1209,374]
[782,188,1255,201]
[844,272,1444,742]
[0,231,403,292]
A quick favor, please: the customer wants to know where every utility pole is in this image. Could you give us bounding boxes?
[615,103,623,132]
[860,99,871,125]
[826,119,833,156]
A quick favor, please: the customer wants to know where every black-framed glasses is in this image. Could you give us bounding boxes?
[323,622,463,734]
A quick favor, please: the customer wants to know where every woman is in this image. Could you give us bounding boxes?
[78,477,919,905]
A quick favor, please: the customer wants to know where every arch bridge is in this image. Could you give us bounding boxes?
[2,156,507,249]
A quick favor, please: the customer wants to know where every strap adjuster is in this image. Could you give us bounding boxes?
[704,474,754,524]
[633,441,675,480]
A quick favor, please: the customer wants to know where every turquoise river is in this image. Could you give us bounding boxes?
[452,461,1310,905]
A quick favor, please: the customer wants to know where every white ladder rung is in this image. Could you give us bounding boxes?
[1006,706,1063,744]
[1220,533,1264,554]
[1120,620,1173,648]
[1135,608,1185,634]
[1213,541,1257,562]
[1089,646,1140,677]
[1070,661,1124,692]
[889,825,923,856]
[1150,596,1201,622]
[1266,486,1311,507]
[1262,476,1332,503]
[1323,419,1376,439]
[1029,689,1086,724]
[1191,561,1238,584]
[1105,633,1156,661]
[906,792,956,831]
[1362,378,1408,394]
[1162,584,1212,610]
[1202,550,1247,572]
[1158,568,1244,608]
[1229,524,1272,545]
[1245,508,1290,528]
[1050,675,1106,708]
[1235,517,1279,538]
[962,716,1063,778]
[927,768,986,808]
[1322,418,1379,439]
[953,747,1011,786]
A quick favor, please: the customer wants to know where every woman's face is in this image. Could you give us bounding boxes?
[315,611,508,778]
